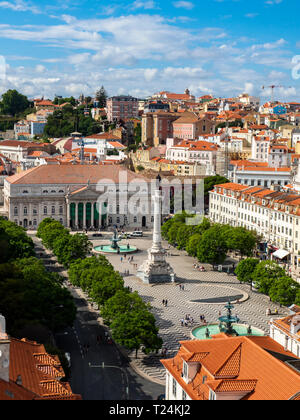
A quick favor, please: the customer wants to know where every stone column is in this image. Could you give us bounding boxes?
[83,202,86,230]
[152,190,162,251]
[75,203,79,229]
[67,201,70,228]
[91,202,95,229]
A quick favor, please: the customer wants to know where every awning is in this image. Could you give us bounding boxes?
[272,249,290,260]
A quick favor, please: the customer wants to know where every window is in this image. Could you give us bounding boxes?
[43,190,48,194]
[59,206,63,215]
[52,206,55,215]
[23,207,28,215]
[172,378,177,398]
[14,207,18,216]
[44,206,47,215]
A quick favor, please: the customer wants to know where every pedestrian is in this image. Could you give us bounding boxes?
[179,284,182,291]
[182,285,184,291]
[181,319,184,327]
[120,257,123,263]
[162,299,165,306]
[165,299,168,307]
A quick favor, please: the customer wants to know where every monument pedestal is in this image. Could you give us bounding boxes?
[137,190,175,285]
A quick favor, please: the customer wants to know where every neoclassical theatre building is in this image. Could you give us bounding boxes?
[3,164,156,230]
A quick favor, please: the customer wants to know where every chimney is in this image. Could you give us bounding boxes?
[0,314,10,383]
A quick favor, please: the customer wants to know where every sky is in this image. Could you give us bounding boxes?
[0,0,299,101]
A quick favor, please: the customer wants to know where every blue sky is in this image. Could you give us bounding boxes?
[0,0,299,101]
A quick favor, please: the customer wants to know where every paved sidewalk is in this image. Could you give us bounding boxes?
[94,235,290,384]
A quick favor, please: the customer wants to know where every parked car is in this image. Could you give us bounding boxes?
[130,231,144,238]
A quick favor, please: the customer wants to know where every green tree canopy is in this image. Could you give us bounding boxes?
[0,89,30,116]
[252,261,286,295]
[235,258,260,289]
[110,309,162,358]
[268,276,300,307]
[0,218,34,261]
[197,225,228,265]
[101,289,150,326]
[0,258,76,335]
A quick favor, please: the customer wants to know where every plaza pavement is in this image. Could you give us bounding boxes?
[91,232,291,385]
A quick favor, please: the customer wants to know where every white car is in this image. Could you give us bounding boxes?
[130,231,143,237]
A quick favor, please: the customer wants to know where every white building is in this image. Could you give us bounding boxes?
[209,182,300,275]
[4,164,154,230]
[270,311,300,359]
[166,140,218,175]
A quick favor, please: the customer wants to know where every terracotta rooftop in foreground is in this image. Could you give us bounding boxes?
[161,336,300,400]
[0,338,81,400]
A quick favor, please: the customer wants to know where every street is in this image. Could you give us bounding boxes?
[30,231,164,400]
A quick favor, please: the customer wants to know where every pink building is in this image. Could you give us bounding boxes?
[107,95,139,122]
[172,112,215,139]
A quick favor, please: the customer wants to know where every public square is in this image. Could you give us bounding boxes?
[91,231,290,384]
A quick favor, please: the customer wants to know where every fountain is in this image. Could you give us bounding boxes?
[191,301,265,340]
[94,228,137,254]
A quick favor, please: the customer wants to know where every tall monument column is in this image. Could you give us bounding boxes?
[137,190,175,284]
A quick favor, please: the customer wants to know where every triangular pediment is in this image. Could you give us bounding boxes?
[69,186,101,200]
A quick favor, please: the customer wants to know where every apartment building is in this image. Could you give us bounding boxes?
[209,182,300,274]
[106,95,139,122]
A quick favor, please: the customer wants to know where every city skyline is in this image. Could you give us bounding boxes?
[0,0,299,101]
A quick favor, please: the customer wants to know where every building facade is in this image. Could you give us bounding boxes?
[107,96,139,122]
[209,182,300,276]
[4,164,155,231]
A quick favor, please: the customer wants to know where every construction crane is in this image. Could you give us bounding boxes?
[261,85,292,104]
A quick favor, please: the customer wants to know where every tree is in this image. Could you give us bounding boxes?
[252,261,286,295]
[186,233,202,257]
[88,269,124,306]
[95,86,108,108]
[110,309,162,358]
[0,218,34,261]
[101,290,150,326]
[204,175,229,199]
[52,233,92,268]
[197,225,228,265]
[225,227,258,258]
[0,89,30,116]
[269,276,300,307]
[235,258,259,289]
[0,258,76,335]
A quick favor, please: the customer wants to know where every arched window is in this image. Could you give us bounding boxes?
[23,207,28,215]
[14,207,18,215]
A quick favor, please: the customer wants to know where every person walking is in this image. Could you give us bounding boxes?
[165,299,168,307]
[162,299,165,306]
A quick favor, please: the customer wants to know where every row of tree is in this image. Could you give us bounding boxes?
[0,218,76,336]
[37,218,162,357]
[68,256,162,357]
[37,218,92,268]
[236,259,300,307]
[162,213,259,265]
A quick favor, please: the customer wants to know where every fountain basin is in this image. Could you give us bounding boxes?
[94,245,137,254]
[191,323,265,340]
